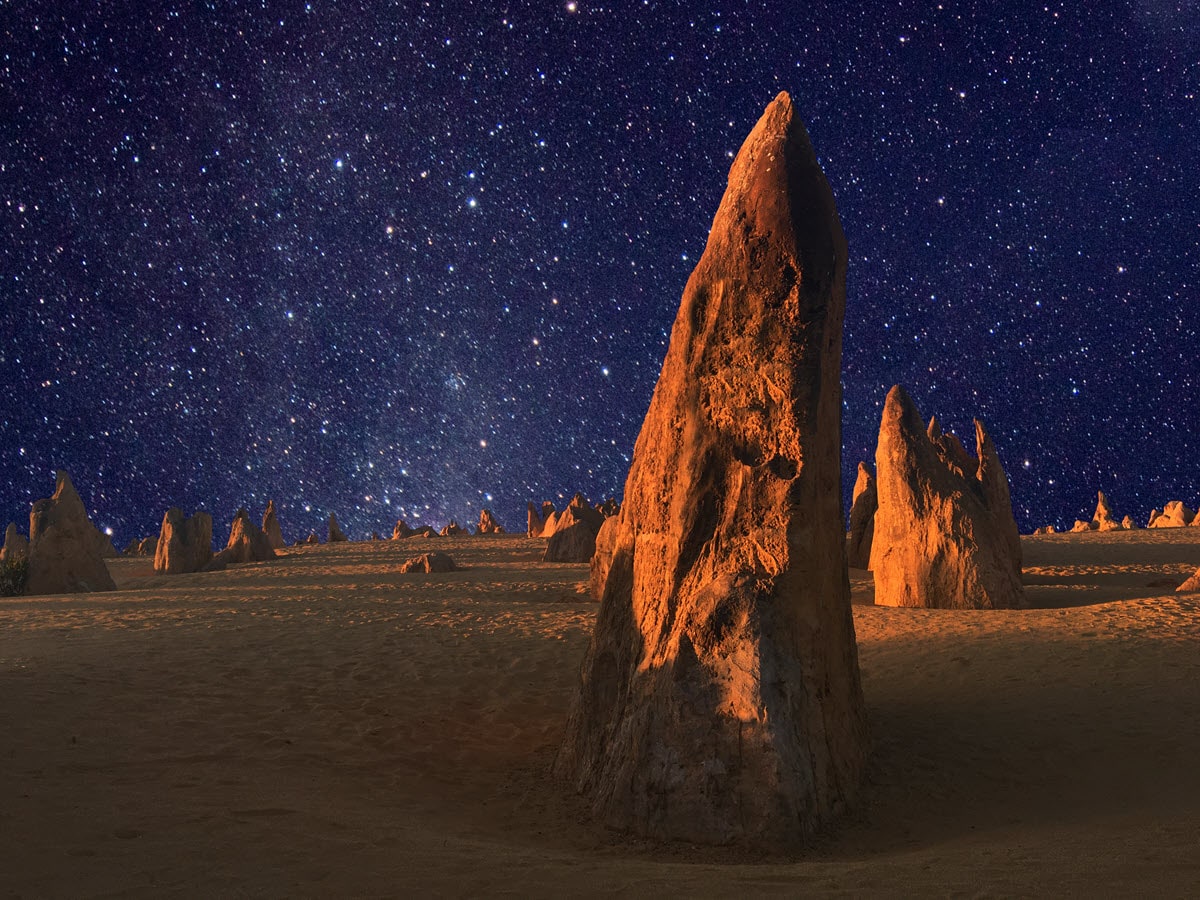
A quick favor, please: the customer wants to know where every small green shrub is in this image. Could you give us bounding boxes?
[0,557,29,596]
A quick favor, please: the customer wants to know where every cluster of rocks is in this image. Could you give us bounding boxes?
[869,386,1024,610]
[154,505,278,574]
[1148,501,1196,529]
[1063,491,1139,533]
[122,536,157,556]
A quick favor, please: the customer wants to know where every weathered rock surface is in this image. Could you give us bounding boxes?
[476,508,505,535]
[1091,491,1124,531]
[398,551,458,574]
[1149,501,1194,529]
[1,522,29,562]
[440,520,467,536]
[1121,515,1139,530]
[543,496,606,563]
[596,497,620,518]
[527,502,551,537]
[1071,519,1097,533]
[262,500,285,549]
[26,471,117,594]
[391,519,412,540]
[1178,567,1200,593]
[870,386,1024,610]
[203,508,277,571]
[846,462,877,569]
[328,512,348,542]
[555,93,866,849]
[154,508,214,574]
[588,515,619,600]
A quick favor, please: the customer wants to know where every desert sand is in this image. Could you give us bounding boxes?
[3,530,1200,896]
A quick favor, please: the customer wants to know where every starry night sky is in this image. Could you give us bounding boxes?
[2,2,1197,545]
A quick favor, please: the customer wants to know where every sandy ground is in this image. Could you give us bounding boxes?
[3,529,1200,897]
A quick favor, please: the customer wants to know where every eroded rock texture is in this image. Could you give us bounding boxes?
[1092,491,1123,531]
[398,551,457,574]
[1149,501,1194,529]
[846,462,877,569]
[26,471,117,594]
[476,508,505,534]
[870,386,1024,609]
[154,508,214,574]
[262,500,285,549]
[543,496,605,563]
[203,508,277,571]
[1,522,28,562]
[555,93,866,849]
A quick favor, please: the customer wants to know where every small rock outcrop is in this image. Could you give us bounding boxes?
[328,512,348,542]
[1071,519,1097,533]
[203,509,277,571]
[1,522,29,562]
[1178,568,1200,593]
[391,519,412,540]
[556,93,866,848]
[1122,515,1139,530]
[527,502,550,537]
[398,551,458,574]
[154,508,214,574]
[305,533,320,544]
[870,386,1024,610]
[542,496,605,563]
[846,462,877,569]
[1149,501,1195,529]
[1033,525,1056,535]
[26,471,117,594]
[1091,491,1123,531]
[476,508,505,534]
[262,500,285,549]
[440,520,467,536]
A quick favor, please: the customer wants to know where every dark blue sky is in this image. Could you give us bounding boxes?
[2,1,1197,544]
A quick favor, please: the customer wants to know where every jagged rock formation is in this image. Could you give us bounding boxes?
[398,551,458,574]
[1,522,29,562]
[870,386,1024,610]
[1149,501,1195,529]
[328,512,348,542]
[543,496,605,563]
[203,509,277,571]
[1092,491,1123,531]
[262,500,285,550]
[122,536,156,557]
[555,93,866,848]
[523,504,547,540]
[846,462,877,569]
[1071,519,1097,533]
[1033,525,1056,535]
[154,508,214,574]
[391,519,412,540]
[476,508,505,535]
[26,471,117,595]
[596,497,620,518]
[1122,515,1139,530]
[440,520,467,536]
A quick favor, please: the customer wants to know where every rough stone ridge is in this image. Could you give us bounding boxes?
[870,386,1024,610]
[555,93,866,849]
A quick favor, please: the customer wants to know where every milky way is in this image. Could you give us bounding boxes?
[2,2,1197,544]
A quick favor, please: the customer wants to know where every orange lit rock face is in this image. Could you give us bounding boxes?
[398,551,457,574]
[846,462,877,569]
[555,93,866,849]
[870,385,1024,610]
[26,470,117,594]
[1149,501,1194,529]
[154,507,214,574]
[476,509,505,535]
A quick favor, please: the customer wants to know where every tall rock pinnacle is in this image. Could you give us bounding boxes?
[554,93,867,848]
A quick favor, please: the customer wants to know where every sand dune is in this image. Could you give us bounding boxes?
[3,531,1200,895]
